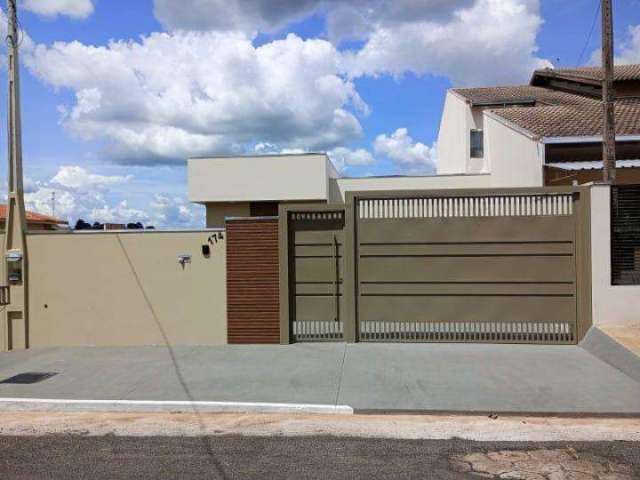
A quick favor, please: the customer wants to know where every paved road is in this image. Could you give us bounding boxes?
[0,436,638,479]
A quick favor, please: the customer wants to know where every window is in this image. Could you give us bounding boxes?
[470,129,484,158]
[611,186,640,285]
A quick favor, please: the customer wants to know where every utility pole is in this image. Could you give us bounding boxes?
[601,0,616,183]
[2,0,29,348]
[51,191,56,218]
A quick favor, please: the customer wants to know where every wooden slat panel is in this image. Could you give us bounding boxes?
[359,296,576,324]
[226,219,280,344]
[358,256,575,283]
[358,217,575,243]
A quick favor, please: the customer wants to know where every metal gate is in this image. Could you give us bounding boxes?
[287,210,345,341]
[354,191,580,344]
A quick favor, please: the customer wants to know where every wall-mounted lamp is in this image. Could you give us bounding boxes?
[6,249,23,262]
[178,254,192,267]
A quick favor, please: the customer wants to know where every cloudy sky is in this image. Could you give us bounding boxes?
[0,0,639,228]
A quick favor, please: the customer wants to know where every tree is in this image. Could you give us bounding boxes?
[74,219,92,230]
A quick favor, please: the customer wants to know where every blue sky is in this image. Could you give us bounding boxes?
[1,0,640,227]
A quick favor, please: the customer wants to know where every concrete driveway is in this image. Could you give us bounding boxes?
[1,331,640,414]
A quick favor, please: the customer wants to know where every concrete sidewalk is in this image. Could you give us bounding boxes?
[1,333,640,414]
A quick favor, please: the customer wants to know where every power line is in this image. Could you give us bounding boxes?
[577,0,601,65]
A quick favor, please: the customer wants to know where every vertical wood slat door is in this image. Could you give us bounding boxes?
[288,211,345,342]
[355,193,579,344]
[226,218,280,344]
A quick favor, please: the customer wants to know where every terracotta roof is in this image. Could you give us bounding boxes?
[491,100,640,138]
[0,205,68,225]
[533,64,640,84]
[451,64,640,139]
[452,85,597,107]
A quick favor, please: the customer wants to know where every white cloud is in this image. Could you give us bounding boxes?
[22,0,94,19]
[27,32,365,164]
[22,1,551,167]
[617,25,640,65]
[51,165,132,190]
[21,165,204,229]
[153,0,471,35]
[374,128,436,174]
[328,146,376,173]
[153,0,547,86]
[88,200,149,225]
[150,193,203,228]
[345,0,550,86]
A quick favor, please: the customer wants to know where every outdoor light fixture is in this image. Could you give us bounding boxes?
[178,254,192,266]
[5,249,23,262]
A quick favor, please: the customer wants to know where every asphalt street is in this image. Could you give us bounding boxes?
[0,436,638,479]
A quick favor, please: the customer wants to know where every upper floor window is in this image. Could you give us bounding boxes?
[470,129,484,158]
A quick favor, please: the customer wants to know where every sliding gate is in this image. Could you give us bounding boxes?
[354,191,581,344]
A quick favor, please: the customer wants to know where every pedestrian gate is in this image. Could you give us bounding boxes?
[281,188,589,345]
[287,210,345,341]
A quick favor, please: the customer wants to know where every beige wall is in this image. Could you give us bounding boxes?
[590,184,640,328]
[189,154,337,203]
[206,202,250,228]
[332,174,491,202]
[484,114,544,188]
[2,230,227,350]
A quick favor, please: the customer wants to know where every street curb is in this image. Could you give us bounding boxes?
[0,398,354,415]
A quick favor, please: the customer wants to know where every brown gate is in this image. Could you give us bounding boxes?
[353,190,587,344]
[284,209,345,342]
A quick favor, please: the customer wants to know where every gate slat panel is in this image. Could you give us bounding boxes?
[359,296,575,324]
[355,193,579,345]
[358,216,574,243]
[359,256,575,283]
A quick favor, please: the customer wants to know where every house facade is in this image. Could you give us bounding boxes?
[189,64,640,228]
[438,64,640,187]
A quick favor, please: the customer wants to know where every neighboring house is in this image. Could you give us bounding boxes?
[438,64,640,186]
[188,64,640,227]
[0,205,68,231]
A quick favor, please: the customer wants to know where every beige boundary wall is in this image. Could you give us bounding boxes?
[590,184,640,329]
[1,230,227,350]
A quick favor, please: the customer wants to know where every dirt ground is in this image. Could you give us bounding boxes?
[1,411,639,442]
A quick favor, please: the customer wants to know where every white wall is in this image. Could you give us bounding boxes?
[189,154,333,203]
[332,173,491,202]
[437,92,472,175]
[591,184,640,328]
[484,114,544,188]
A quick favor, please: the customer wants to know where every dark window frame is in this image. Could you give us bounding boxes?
[611,185,640,285]
[470,129,484,158]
